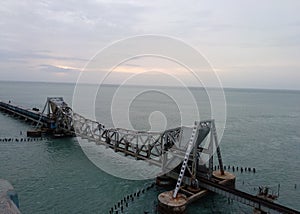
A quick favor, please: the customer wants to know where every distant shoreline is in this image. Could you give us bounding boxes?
[0,79,299,92]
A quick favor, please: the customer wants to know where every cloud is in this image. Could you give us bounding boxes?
[0,0,300,89]
[0,49,87,62]
[123,63,142,67]
[39,64,80,73]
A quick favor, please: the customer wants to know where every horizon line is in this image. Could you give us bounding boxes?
[0,79,299,92]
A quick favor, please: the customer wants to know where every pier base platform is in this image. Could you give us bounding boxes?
[158,191,187,214]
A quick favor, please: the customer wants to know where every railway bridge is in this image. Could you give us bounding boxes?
[0,97,298,214]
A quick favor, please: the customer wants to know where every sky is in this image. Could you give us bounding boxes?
[0,0,300,89]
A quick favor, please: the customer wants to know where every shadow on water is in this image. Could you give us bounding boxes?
[45,137,78,152]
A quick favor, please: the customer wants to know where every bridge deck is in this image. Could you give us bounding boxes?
[0,101,50,126]
[198,177,299,214]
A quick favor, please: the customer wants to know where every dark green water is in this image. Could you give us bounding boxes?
[0,81,299,213]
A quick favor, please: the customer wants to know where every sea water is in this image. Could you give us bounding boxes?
[0,81,299,213]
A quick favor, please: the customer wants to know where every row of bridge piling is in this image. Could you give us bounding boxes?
[214,165,256,173]
[109,182,156,214]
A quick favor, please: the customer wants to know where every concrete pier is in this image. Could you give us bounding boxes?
[213,171,236,187]
[157,171,236,214]
[158,191,187,214]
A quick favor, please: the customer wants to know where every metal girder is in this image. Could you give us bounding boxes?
[47,98,224,180]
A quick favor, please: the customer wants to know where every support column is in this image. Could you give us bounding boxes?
[212,120,224,175]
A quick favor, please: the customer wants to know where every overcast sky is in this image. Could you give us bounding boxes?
[0,0,300,89]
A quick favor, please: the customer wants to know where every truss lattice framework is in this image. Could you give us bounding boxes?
[47,97,224,173]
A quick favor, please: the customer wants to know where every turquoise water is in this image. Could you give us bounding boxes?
[0,81,299,213]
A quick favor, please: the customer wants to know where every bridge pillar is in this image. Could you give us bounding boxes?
[213,171,236,188]
[158,191,187,214]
